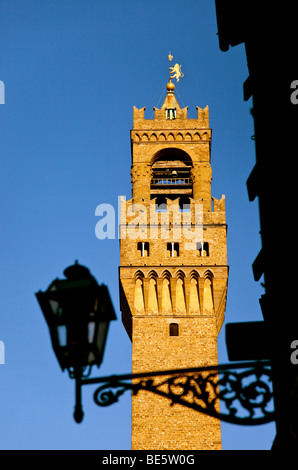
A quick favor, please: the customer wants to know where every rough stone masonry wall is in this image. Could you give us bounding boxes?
[131,315,222,450]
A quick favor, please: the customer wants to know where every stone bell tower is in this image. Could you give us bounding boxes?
[119,56,228,450]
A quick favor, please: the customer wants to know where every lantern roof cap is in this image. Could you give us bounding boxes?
[63,260,95,281]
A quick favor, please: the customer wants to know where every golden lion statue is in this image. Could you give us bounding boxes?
[169,63,184,82]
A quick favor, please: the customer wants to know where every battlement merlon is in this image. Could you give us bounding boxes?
[132,105,209,129]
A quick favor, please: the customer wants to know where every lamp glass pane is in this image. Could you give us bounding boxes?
[88,321,96,344]
[49,299,60,315]
[57,325,67,347]
[88,351,96,364]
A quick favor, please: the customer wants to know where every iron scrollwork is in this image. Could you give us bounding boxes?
[82,361,274,425]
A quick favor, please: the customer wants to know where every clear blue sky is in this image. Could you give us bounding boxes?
[0,0,275,450]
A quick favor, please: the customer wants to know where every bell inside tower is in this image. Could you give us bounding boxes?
[150,148,192,210]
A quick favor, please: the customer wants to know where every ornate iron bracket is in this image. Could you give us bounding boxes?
[73,361,274,425]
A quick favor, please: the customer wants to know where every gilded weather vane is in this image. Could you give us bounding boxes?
[168,52,184,82]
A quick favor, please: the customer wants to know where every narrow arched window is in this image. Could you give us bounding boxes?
[169,323,179,336]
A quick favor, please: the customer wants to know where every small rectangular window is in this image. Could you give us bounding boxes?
[167,242,179,257]
[170,323,179,336]
[166,108,176,120]
[137,242,149,257]
[197,242,209,256]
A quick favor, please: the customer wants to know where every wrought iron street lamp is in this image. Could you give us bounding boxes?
[36,262,275,426]
[36,261,116,422]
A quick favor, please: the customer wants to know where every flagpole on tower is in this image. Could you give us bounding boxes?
[168,52,173,83]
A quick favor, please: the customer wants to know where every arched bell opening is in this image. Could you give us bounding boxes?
[150,148,193,210]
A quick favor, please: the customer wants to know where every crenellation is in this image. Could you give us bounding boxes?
[133,104,209,130]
